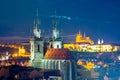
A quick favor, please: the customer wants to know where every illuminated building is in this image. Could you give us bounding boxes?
[29,9,45,68]
[76,31,94,44]
[64,32,118,52]
[12,45,30,57]
[19,46,25,56]
[87,44,117,52]
[29,10,76,80]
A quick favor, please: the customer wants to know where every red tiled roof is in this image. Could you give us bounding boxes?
[44,48,72,59]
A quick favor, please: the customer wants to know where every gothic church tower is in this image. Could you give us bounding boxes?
[48,19,62,49]
[30,9,44,68]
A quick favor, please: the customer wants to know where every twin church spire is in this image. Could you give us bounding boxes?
[33,8,41,38]
[52,18,59,39]
[33,9,60,39]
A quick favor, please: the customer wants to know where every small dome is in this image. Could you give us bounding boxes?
[44,48,72,59]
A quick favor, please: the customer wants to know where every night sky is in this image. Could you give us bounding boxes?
[0,0,120,43]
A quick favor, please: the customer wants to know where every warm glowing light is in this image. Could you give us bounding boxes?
[113,46,118,52]
[12,45,30,57]
[77,60,95,70]
[19,46,26,56]
[97,61,103,65]
[77,60,83,65]
[76,31,94,44]
[83,62,95,70]
[23,61,29,66]
[103,64,108,67]
[12,52,18,57]
[64,43,118,52]
[64,31,119,52]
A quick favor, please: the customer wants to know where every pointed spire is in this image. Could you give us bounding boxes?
[52,20,59,39]
[84,32,86,38]
[54,9,57,17]
[98,39,101,44]
[33,8,41,38]
[34,8,40,27]
[52,10,59,39]
[78,30,81,34]
[101,39,104,44]
[53,9,57,30]
[36,8,39,25]
[78,30,82,37]
[37,8,38,17]
[53,20,57,29]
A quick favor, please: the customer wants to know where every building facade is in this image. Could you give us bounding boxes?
[29,11,76,80]
[64,31,118,52]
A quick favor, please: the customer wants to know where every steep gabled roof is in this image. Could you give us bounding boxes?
[44,48,72,59]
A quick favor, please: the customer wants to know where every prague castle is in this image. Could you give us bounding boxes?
[76,31,94,44]
[64,32,118,52]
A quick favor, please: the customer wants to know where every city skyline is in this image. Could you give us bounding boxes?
[0,0,120,43]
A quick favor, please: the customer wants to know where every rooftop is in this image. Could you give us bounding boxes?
[44,48,72,59]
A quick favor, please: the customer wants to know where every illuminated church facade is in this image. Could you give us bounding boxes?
[29,12,76,80]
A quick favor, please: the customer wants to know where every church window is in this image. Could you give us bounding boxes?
[51,44,53,48]
[57,45,59,48]
[40,45,42,52]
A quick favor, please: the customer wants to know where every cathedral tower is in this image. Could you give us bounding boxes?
[33,8,41,38]
[30,9,44,68]
[49,19,62,49]
[52,20,59,39]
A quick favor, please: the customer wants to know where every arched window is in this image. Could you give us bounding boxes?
[38,45,40,52]
[51,44,53,48]
[57,45,59,48]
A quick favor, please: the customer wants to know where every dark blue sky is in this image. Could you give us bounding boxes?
[0,0,120,43]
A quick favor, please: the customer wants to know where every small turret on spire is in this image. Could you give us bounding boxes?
[78,30,81,34]
[101,39,104,44]
[98,39,101,44]
[52,20,59,39]
[54,9,57,17]
[37,8,38,17]
[53,9,57,29]
[84,32,86,38]
[98,39,104,44]
[53,20,57,30]
[52,10,59,39]
[33,8,41,38]
[78,30,82,38]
